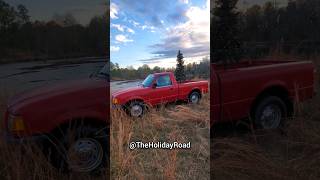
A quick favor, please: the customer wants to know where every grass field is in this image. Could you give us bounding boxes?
[110,95,210,179]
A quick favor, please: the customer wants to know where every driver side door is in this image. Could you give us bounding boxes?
[149,75,178,105]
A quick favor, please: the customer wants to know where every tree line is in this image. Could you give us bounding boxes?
[212,0,320,64]
[110,56,209,81]
[0,0,108,63]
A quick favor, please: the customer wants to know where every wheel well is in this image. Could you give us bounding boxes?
[189,89,202,98]
[50,117,109,138]
[124,99,144,107]
[123,99,147,111]
[250,86,293,118]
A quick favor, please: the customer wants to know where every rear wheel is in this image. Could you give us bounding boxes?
[189,91,201,104]
[253,96,287,129]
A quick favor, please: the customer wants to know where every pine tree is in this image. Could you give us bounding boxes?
[212,0,242,65]
[174,50,186,82]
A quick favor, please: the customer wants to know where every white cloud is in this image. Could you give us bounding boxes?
[179,0,189,4]
[111,23,124,32]
[141,25,156,31]
[111,23,135,34]
[115,34,133,43]
[128,19,156,32]
[110,3,119,19]
[127,27,135,34]
[129,20,140,27]
[111,46,120,52]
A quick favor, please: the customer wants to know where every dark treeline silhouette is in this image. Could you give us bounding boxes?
[240,0,320,58]
[212,0,320,63]
[212,0,242,64]
[0,0,108,63]
[110,57,210,81]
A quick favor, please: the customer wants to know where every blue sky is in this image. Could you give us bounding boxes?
[110,0,210,68]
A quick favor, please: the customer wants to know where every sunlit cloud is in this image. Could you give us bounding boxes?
[115,34,133,43]
[179,0,189,4]
[110,3,119,19]
[111,46,120,52]
[111,23,135,34]
[146,0,210,61]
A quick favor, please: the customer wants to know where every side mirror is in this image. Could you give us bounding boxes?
[89,72,95,78]
[152,83,157,89]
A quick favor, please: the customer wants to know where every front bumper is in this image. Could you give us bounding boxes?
[112,103,123,109]
[3,132,48,144]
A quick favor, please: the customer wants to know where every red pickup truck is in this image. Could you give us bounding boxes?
[211,60,315,129]
[3,65,109,174]
[112,72,209,117]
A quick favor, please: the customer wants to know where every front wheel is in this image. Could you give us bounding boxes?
[129,101,145,117]
[44,125,109,175]
[253,96,287,130]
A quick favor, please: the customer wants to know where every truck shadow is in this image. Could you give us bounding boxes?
[211,120,252,138]
[211,119,285,139]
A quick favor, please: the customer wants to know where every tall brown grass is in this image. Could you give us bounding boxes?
[110,94,210,179]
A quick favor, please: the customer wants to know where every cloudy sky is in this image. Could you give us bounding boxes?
[110,0,210,68]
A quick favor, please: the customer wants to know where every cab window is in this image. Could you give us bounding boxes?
[156,75,172,87]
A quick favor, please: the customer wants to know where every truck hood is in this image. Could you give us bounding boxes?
[7,78,107,112]
[112,86,145,97]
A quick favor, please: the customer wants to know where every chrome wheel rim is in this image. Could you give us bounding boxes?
[260,105,282,129]
[131,104,143,117]
[68,138,103,172]
[190,94,199,104]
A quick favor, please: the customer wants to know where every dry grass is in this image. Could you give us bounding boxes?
[211,104,320,180]
[110,94,210,179]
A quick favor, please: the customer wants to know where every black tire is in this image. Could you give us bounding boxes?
[128,101,145,117]
[189,91,201,104]
[253,96,287,130]
[43,125,109,175]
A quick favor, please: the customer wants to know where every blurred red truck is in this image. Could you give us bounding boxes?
[3,65,109,174]
[211,60,315,129]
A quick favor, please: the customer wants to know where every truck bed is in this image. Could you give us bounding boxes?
[215,60,298,71]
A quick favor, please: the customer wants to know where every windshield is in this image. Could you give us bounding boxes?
[142,74,154,87]
[93,64,109,79]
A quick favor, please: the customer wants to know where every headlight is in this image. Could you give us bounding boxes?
[7,114,25,132]
[112,97,119,104]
